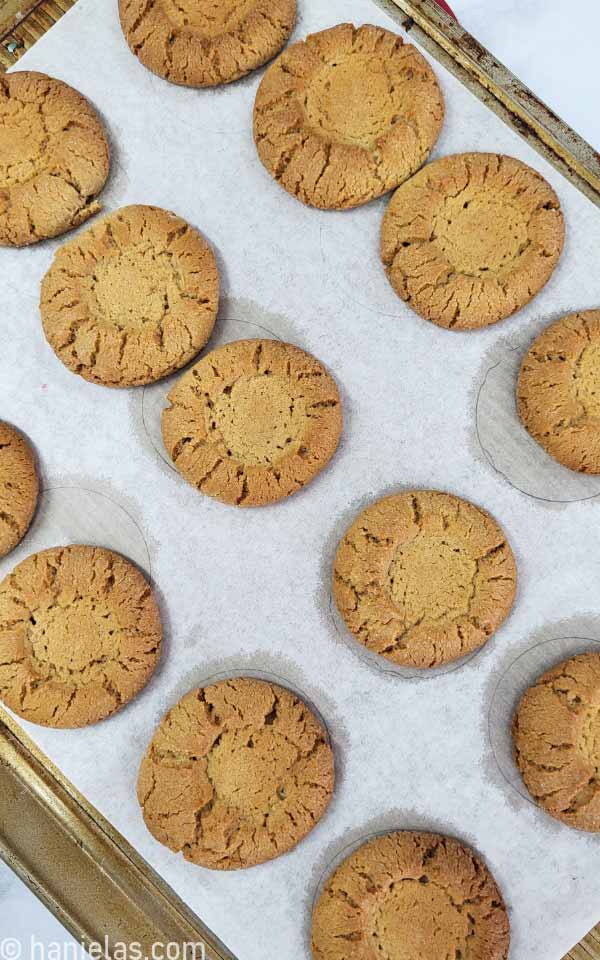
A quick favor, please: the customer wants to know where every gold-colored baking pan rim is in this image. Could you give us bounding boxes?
[0,708,235,960]
[0,0,73,63]
[0,1,599,958]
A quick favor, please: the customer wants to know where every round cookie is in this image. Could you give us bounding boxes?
[311,830,510,960]
[40,205,219,388]
[517,310,600,473]
[513,651,600,831]
[381,152,564,329]
[0,545,161,727]
[0,422,38,558]
[333,490,516,669]
[138,677,334,869]
[254,22,444,210]
[0,71,109,247]
[119,0,296,87]
[162,338,342,506]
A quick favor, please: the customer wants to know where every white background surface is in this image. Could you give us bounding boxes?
[1,0,600,956]
[457,0,600,150]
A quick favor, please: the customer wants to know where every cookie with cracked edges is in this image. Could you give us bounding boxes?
[161,338,342,506]
[119,0,296,87]
[137,677,335,869]
[0,545,162,727]
[513,651,600,831]
[253,22,444,210]
[381,152,564,330]
[311,830,510,960]
[333,490,516,669]
[0,421,38,559]
[0,71,109,247]
[517,310,600,473]
[40,205,219,388]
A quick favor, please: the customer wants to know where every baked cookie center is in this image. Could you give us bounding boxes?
[88,248,177,329]
[368,879,469,960]
[387,533,477,623]
[0,103,49,187]
[432,194,529,277]
[578,705,600,773]
[304,55,405,149]
[211,375,305,466]
[159,0,257,35]
[26,596,121,683]
[575,344,600,419]
[206,726,297,817]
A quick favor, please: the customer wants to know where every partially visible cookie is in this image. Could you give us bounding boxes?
[0,545,161,727]
[119,0,296,87]
[381,152,564,329]
[40,205,219,388]
[517,310,600,473]
[254,22,444,209]
[0,422,38,558]
[0,71,109,247]
[162,338,342,506]
[333,490,516,668]
[513,652,600,831]
[311,830,510,960]
[138,677,334,869]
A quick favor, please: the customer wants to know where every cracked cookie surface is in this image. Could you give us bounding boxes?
[162,338,342,506]
[513,651,600,831]
[381,152,564,329]
[119,0,296,87]
[0,71,109,247]
[333,490,516,668]
[517,310,600,473]
[253,22,444,210]
[0,422,38,559]
[138,677,334,869]
[40,205,219,388]
[0,545,161,727]
[311,830,510,960]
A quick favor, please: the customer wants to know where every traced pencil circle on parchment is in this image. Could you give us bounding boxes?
[328,592,484,681]
[488,635,600,808]
[0,484,152,580]
[318,204,406,319]
[141,315,284,470]
[476,337,600,503]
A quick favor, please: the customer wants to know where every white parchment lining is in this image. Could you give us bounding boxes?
[2,1,600,957]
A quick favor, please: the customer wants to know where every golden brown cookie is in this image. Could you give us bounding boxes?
[311,830,510,960]
[0,71,109,247]
[40,205,219,388]
[119,0,296,87]
[333,490,516,669]
[0,545,161,727]
[381,152,564,330]
[517,310,600,473]
[162,338,342,506]
[0,422,38,558]
[254,23,444,210]
[513,651,600,831]
[138,677,334,869]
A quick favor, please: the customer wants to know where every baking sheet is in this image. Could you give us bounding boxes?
[2,0,600,957]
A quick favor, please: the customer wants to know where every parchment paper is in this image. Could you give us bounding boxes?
[2,1,600,957]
